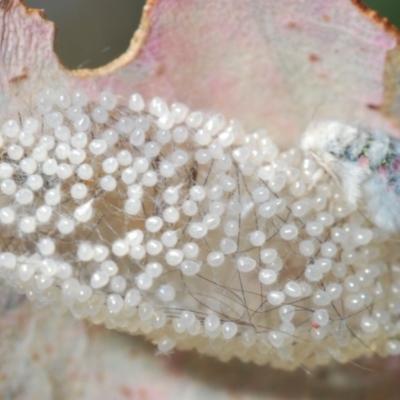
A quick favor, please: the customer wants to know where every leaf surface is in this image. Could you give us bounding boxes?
[0,0,399,146]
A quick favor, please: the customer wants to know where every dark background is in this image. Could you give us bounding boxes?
[23,0,400,69]
[24,0,146,69]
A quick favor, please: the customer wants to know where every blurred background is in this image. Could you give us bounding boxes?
[23,0,400,69]
[25,0,146,69]
[364,0,400,28]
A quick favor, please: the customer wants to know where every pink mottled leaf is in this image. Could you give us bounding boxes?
[79,0,398,148]
[0,0,399,146]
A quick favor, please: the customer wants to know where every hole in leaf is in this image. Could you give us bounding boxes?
[24,0,146,69]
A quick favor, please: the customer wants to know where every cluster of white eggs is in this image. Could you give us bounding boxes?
[0,86,399,369]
